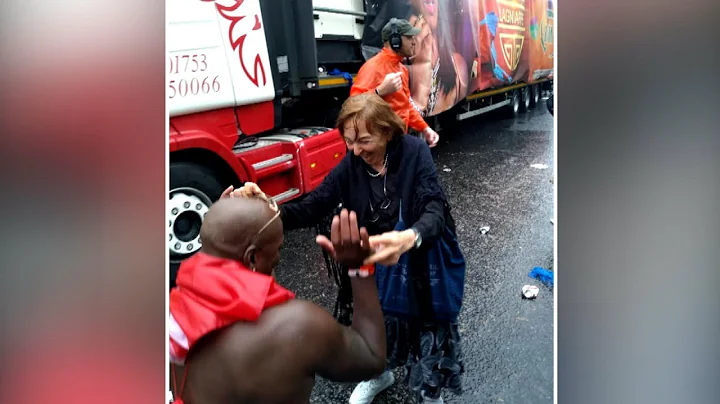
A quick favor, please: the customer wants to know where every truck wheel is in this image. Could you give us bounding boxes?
[530,85,540,107]
[169,162,224,288]
[546,92,554,116]
[521,86,531,111]
[506,90,520,118]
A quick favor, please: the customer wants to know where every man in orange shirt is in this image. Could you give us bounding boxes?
[350,18,440,148]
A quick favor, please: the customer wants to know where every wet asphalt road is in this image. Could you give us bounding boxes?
[274,103,555,403]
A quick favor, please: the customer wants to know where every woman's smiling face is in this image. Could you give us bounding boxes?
[342,119,388,168]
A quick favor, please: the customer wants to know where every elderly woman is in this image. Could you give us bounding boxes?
[227,93,465,404]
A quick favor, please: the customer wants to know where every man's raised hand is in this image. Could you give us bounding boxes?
[376,72,403,97]
[316,209,372,270]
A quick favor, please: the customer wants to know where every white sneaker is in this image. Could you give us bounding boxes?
[421,395,444,404]
[349,370,395,404]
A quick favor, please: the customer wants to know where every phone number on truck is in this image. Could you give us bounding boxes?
[168,53,221,99]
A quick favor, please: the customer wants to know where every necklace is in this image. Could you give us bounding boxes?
[426,58,440,116]
[368,174,389,220]
[366,154,388,178]
[369,175,387,206]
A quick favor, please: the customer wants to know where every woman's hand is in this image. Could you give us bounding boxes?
[219,182,268,201]
[220,185,234,200]
[364,229,416,266]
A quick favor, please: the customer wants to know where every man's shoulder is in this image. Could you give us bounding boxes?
[259,299,338,337]
[207,300,339,380]
[217,300,339,356]
[357,56,380,74]
[366,50,383,63]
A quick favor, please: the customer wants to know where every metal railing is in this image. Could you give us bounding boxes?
[313,6,366,18]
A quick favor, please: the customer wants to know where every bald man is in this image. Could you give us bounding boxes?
[169,197,386,404]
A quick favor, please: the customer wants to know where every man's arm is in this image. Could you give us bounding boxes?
[297,276,385,382]
[403,68,430,132]
[308,209,386,381]
[352,63,403,98]
[350,63,380,97]
[409,106,430,132]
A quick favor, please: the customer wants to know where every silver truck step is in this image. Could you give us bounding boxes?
[272,188,300,204]
[456,99,511,121]
[232,138,279,153]
[252,153,293,170]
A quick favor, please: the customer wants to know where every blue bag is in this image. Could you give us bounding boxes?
[375,202,466,322]
[528,267,554,287]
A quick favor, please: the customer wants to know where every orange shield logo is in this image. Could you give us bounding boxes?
[496,0,526,72]
[499,33,524,71]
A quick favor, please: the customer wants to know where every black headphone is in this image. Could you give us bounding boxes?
[389,18,402,50]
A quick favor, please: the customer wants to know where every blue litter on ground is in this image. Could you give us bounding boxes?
[528,267,553,287]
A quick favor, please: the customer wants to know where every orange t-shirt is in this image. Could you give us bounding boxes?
[350,47,429,132]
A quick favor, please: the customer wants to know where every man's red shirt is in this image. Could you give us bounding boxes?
[169,252,295,364]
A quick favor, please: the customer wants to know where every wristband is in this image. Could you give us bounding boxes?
[348,263,375,278]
